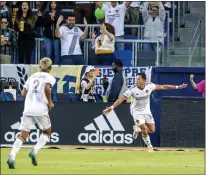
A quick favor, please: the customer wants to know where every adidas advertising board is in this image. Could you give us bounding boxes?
[1,102,143,146]
[78,111,133,144]
[4,122,59,143]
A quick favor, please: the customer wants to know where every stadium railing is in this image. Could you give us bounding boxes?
[35,38,161,66]
[188,20,202,67]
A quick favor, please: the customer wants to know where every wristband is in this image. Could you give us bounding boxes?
[111,105,114,109]
[176,86,179,89]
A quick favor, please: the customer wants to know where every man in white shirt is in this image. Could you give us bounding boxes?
[95,1,131,50]
[142,1,166,51]
[55,13,88,65]
[7,57,56,169]
[103,73,187,152]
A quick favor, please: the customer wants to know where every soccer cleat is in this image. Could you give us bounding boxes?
[148,146,154,152]
[29,151,38,166]
[7,156,15,169]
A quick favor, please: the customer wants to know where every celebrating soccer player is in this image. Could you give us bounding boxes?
[103,73,187,152]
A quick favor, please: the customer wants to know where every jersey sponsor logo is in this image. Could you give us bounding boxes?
[4,122,59,143]
[78,111,133,144]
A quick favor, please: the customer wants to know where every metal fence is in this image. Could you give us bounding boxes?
[35,38,160,66]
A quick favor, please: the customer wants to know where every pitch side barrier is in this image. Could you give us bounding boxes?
[160,97,205,148]
[0,99,204,148]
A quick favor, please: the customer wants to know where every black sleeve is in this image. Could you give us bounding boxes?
[107,73,123,102]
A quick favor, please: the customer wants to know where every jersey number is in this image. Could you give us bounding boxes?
[33,79,40,93]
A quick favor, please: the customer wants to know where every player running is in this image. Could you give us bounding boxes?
[7,57,56,169]
[103,73,187,152]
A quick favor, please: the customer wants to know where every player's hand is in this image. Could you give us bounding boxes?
[190,74,194,80]
[103,106,113,115]
[57,15,64,26]
[178,83,188,89]
[48,102,54,110]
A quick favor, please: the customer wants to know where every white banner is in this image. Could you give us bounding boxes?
[94,66,153,95]
[0,64,30,91]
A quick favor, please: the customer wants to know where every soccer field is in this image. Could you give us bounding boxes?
[1,148,204,174]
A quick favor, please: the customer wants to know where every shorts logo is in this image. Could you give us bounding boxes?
[78,111,133,144]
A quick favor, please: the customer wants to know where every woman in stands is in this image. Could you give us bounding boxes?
[79,66,97,102]
[91,23,116,65]
[15,2,39,64]
[37,1,61,65]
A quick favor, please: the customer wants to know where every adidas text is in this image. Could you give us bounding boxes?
[78,131,133,144]
[4,129,59,143]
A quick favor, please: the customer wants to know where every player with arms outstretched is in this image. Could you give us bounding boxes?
[7,57,56,169]
[103,73,187,152]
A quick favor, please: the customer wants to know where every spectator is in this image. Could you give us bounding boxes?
[102,74,109,96]
[38,1,61,65]
[55,14,88,65]
[74,2,94,24]
[106,59,127,102]
[91,23,116,65]
[125,1,140,36]
[0,18,17,64]
[8,2,21,29]
[0,1,11,23]
[95,1,131,50]
[80,66,97,102]
[15,1,38,64]
[142,1,166,51]
[190,74,205,97]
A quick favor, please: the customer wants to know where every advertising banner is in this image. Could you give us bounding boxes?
[0,64,30,91]
[30,65,83,94]
[0,102,144,147]
[90,66,153,95]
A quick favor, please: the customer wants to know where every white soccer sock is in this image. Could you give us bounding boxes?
[10,138,23,160]
[33,134,49,155]
[142,134,152,148]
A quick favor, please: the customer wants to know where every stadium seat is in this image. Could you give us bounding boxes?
[136,51,157,66]
[114,50,132,67]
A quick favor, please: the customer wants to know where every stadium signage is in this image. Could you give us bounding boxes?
[4,122,59,143]
[78,111,133,144]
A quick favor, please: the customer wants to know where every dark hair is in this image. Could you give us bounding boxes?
[49,1,61,12]
[114,59,123,67]
[66,13,75,18]
[16,1,33,20]
[137,73,146,81]
[105,23,115,36]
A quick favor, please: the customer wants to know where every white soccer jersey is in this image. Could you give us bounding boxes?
[23,72,56,116]
[59,26,83,56]
[123,82,157,115]
[102,3,127,36]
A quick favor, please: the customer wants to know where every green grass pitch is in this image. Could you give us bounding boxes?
[1,148,204,174]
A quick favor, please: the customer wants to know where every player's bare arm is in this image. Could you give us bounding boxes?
[103,96,127,115]
[21,88,28,97]
[156,83,188,90]
[44,83,54,110]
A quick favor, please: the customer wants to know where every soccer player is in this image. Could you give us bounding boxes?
[7,57,56,169]
[103,73,187,152]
